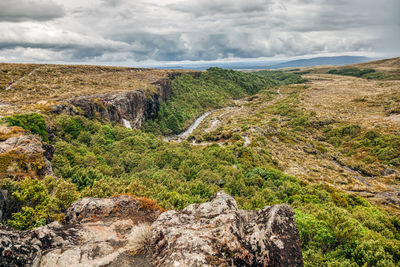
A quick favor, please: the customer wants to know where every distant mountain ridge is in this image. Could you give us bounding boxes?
[150,56,371,70]
[266,56,371,69]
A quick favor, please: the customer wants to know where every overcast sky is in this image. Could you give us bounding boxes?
[0,0,399,65]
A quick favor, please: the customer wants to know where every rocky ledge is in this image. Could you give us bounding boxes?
[0,192,303,267]
[51,77,172,129]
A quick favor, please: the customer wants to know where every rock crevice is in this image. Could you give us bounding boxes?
[0,192,303,267]
[152,191,303,267]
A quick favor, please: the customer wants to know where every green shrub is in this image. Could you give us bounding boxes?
[328,68,376,78]
[4,113,48,141]
[4,176,79,229]
[18,113,397,266]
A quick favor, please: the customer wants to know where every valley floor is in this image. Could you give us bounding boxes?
[187,74,400,213]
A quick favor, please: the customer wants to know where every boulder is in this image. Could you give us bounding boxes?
[0,193,303,267]
[152,191,303,266]
[0,195,163,267]
[0,129,54,178]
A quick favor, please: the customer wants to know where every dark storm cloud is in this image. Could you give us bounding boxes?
[0,0,65,22]
[0,0,398,63]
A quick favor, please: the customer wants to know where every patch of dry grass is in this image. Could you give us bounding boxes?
[0,63,194,116]
[127,223,153,255]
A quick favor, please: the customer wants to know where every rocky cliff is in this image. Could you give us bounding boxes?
[52,77,172,129]
[0,192,303,267]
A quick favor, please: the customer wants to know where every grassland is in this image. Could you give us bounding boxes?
[0,63,178,116]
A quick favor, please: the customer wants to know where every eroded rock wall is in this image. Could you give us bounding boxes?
[52,77,172,129]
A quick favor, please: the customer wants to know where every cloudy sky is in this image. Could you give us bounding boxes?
[0,0,399,65]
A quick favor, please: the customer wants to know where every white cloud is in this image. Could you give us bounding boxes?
[0,0,398,63]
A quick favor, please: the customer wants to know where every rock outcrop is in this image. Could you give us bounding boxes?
[0,195,163,267]
[152,191,303,267]
[0,192,303,267]
[0,127,54,178]
[69,90,159,129]
[52,78,172,129]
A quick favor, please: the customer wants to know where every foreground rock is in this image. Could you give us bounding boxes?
[0,192,303,267]
[152,191,303,266]
[0,195,162,267]
[0,127,54,178]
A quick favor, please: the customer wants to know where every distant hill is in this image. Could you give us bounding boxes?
[150,56,371,70]
[149,60,281,70]
[350,57,400,70]
[266,56,371,69]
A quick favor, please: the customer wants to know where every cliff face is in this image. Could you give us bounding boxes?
[52,78,172,129]
[0,192,303,267]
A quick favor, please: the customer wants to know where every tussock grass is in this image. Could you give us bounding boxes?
[0,63,182,115]
[127,223,153,255]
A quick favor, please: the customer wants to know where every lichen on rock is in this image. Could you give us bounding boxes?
[151,191,303,267]
[0,192,303,267]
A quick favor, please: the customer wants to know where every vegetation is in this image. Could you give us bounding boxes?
[328,68,400,80]
[0,176,79,229]
[3,113,49,142]
[324,126,400,167]
[328,68,376,77]
[144,68,307,135]
[1,114,398,265]
[0,66,399,266]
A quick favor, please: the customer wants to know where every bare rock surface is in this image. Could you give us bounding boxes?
[0,192,303,267]
[152,191,303,267]
[0,195,162,267]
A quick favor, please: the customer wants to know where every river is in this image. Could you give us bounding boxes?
[162,111,211,142]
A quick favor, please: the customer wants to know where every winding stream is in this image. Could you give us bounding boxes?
[159,90,285,145]
[163,111,211,142]
[162,107,252,146]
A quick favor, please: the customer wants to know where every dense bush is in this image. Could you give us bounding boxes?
[3,113,48,142]
[328,68,376,78]
[324,125,400,166]
[0,176,79,229]
[327,68,400,80]
[27,116,399,265]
